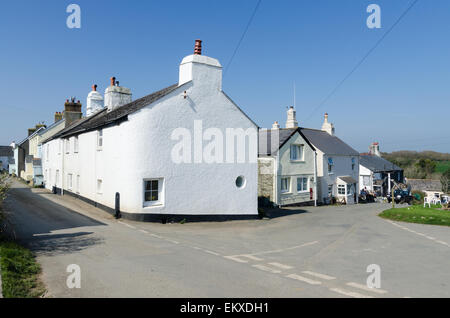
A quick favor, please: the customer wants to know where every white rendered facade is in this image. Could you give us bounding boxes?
[42,50,258,218]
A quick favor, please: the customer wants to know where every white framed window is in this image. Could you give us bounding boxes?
[76,175,80,193]
[281,177,290,193]
[65,139,70,154]
[67,174,73,190]
[290,144,304,161]
[347,184,353,195]
[328,157,334,174]
[97,129,103,150]
[56,170,60,186]
[297,177,308,192]
[74,136,79,153]
[338,184,346,195]
[143,178,164,206]
[97,179,103,194]
[363,176,370,186]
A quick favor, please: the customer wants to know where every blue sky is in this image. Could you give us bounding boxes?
[0,0,449,153]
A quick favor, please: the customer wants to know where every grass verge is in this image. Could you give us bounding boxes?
[379,204,450,227]
[0,239,46,298]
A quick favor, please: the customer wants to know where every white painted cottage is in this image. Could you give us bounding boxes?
[300,114,360,205]
[258,107,317,207]
[41,40,258,221]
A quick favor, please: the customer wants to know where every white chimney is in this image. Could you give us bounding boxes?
[86,84,104,116]
[369,142,381,157]
[105,77,132,112]
[179,40,222,90]
[272,121,280,129]
[286,106,298,128]
[321,113,335,136]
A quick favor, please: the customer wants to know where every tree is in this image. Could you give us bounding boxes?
[441,168,450,193]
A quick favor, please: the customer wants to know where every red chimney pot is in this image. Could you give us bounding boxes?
[110,77,116,86]
[92,84,97,91]
[194,39,202,55]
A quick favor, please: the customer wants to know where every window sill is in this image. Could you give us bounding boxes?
[290,160,305,163]
[280,191,292,195]
[143,202,163,208]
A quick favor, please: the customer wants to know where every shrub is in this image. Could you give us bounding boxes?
[411,190,425,205]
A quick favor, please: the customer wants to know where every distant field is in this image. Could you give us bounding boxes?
[436,161,450,173]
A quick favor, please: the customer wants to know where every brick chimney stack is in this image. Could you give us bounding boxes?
[194,39,202,55]
[64,98,82,127]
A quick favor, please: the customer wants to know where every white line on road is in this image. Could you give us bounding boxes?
[301,271,336,280]
[240,255,263,261]
[118,221,136,229]
[346,282,387,294]
[165,239,179,244]
[150,234,163,239]
[246,241,319,257]
[268,262,293,270]
[204,250,221,256]
[252,264,282,274]
[286,274,321,285]
[224,256,249,263]
[138,229,149,234]
[387,220,449,248]
[329,287,374,298]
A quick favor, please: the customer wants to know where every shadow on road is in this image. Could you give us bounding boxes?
[3,180,107,255]
[26,232,104,256]
[263,207,309,219]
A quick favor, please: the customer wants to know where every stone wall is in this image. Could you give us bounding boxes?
[407,178,441,192]
[258,159,274,202]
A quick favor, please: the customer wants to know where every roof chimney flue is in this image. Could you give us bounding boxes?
[194,39,202,55]
[110,77,116,87]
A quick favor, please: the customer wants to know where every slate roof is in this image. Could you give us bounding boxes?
[0,146,13,157]
[338,176,357,184]
[47,83,181,142]
[360,154,402,173]
[300,128,359,156]
[258,128,315,156]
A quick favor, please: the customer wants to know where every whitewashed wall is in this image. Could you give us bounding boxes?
[42,54,258,216]
[276,132,316,205]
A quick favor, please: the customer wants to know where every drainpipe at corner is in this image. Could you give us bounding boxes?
[313,150,317,207]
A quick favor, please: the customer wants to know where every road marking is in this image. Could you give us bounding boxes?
[248,241,319,256]
[204,250,221,256]
[241,255,263,261]
[346,282,387,294]
[165,239,179,244]
[268,262,293,270]
[252,264,281,274]
[301,271,336,280]
[329,287,374,298]
[286,274,321,285]
[150,233,163,239]
[118,221,136,229]
[224,256,249,263]
[138,229,149,234]
[387,220,449,248]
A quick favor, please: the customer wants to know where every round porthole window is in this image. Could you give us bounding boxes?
[235,176,246,189]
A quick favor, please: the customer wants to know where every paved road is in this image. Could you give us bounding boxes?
[3,179,450,297]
